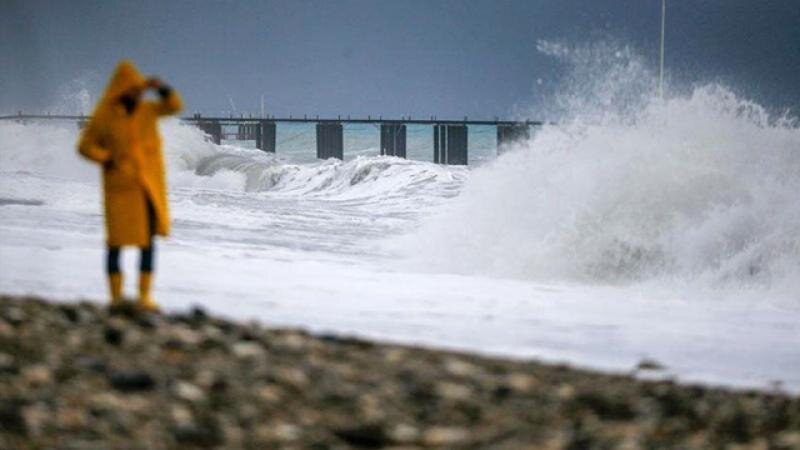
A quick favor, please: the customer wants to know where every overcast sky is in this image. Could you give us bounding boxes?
[2,0,798,118]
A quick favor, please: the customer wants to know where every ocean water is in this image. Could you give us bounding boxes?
[224,122,499,165]
[1,42,798,391]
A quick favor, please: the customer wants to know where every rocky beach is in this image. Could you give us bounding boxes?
[0,295,798,449]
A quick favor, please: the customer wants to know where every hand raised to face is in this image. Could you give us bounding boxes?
[146,77,163,89]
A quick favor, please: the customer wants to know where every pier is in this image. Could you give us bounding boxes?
[1,112,541,165]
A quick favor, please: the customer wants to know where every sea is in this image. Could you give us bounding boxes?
[1,42,798,392]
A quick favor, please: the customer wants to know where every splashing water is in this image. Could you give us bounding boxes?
[402,41,800,300]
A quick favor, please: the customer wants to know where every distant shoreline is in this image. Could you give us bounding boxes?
[1,295,798,449]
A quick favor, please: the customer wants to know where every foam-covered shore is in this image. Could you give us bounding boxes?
[1,296,798,449]
[2,102,799,394]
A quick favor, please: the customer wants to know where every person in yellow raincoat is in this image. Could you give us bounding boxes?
[77,60,182,312]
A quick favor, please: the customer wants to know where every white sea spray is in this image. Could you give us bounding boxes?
[402,41,800,299]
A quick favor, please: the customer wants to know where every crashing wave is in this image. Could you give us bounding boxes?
[401,42,800,297]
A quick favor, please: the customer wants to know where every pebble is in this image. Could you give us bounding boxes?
[193,369,219,389]
[274,367,309,389]
[188,305,209,322]
[276,332,307,351]
[173,423,223,447]
[108,370,156,392]
[421,426,470,445]
[166,325,202,347]
[444,357,479,377]
[558,383,576,400]
[22,403,49,437]
[0,352,16,373]
[22,364,53,386]
[174,380,206,403]
[3,306,26,325]
[506,372,538,392]
[272,422,301,441]
[383,348,408,364]
[66,330,84,348]
[357,393,385,421]
[435,381,473,401]
[231,341,265,359]
[88,392,124,411]
[236,403,259,422]
[56,407,88,430]
[64,440,108,450]
[389,423,420,443]
[104,324,124,346]
[221,419,244,447]
[333,423,390,447]
[256,385,283,404]
[59,305,81,323]
[636,358,666,371]
[136,312,161,330]
[171,405,194,427]
[200,324,225,341]
[0,318,12,338]
[776,431,800,448]
[76,356,107,373]
[173,410,224,445]
[0,401,27,435]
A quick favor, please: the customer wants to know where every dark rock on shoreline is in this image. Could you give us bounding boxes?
[1,295,799,449]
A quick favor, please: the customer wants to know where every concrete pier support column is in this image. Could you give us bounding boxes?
[197,121,222,145]
[237,124,255,141]
[316,122,343,160]
[380,123,406,158]
[496,124,530,154]
[237,123,260,141]
[256,121,276,152]
[433,124,468,165]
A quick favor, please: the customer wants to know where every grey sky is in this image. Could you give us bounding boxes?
[2,0,798,119]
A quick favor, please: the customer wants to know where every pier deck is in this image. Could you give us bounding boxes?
[1,113,543,164]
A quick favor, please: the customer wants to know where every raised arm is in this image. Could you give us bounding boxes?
[151,79,183,116]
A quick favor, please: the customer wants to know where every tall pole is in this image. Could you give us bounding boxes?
[659,0,666,98]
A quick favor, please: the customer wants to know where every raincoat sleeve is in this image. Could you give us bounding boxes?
[77,119,111,164]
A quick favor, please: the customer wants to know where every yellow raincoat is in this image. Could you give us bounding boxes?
[78,61,182,247]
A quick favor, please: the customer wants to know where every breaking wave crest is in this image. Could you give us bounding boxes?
[403,42,800,297]
[162,123,465,201]
[0,118,465,203]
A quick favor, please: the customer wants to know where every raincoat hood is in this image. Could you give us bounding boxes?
[100,60,147,106]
